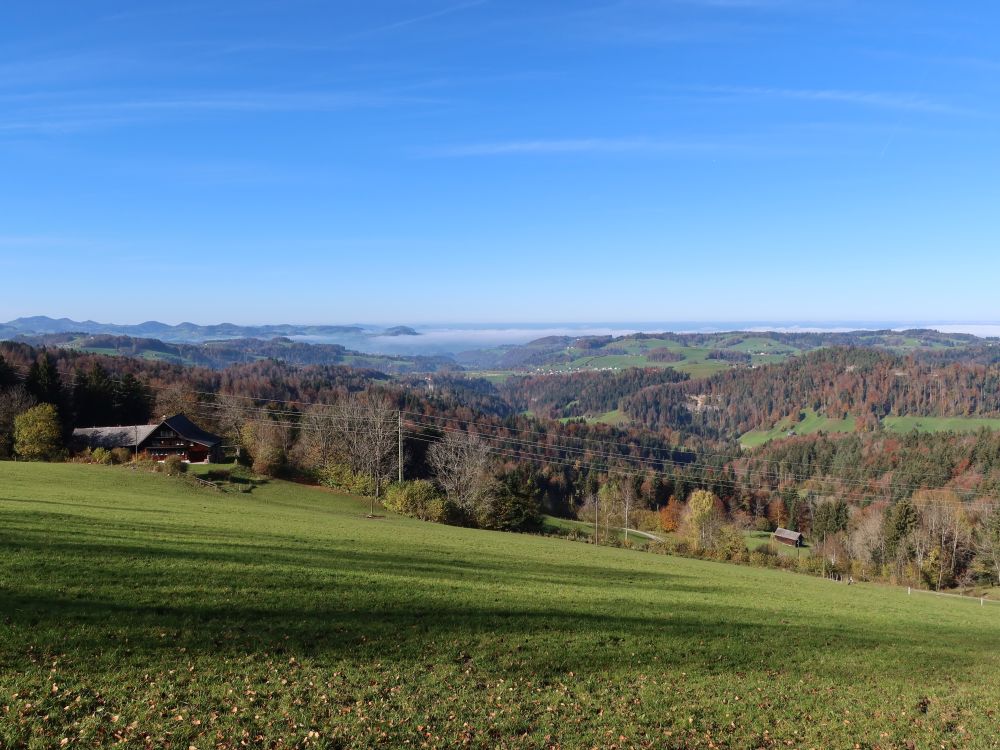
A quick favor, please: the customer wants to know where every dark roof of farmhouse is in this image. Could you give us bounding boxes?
[71,414,222,449]
[773,527,804,542]
[72,424,158,449]
[161,413,222,447]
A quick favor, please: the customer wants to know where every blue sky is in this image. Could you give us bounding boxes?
[1,1,998,325]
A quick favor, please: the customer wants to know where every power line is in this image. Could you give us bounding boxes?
[8,357,996,484]
[9,358,1000,506]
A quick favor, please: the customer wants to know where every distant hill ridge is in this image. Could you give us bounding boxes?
[4,331,455,374]
[0,316,418,342]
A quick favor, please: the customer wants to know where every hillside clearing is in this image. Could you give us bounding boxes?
[1,463,998,748]
[741,410,1000,448]
[740,408,855,448]
[882,415,1000,434]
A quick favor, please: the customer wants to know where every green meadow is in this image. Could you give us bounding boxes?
[740,409,856,448]
[1,462,999,748]
[742,410,1000,449]
[882,415,1000,434]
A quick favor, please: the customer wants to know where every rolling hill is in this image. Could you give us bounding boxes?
[1,462,998,748]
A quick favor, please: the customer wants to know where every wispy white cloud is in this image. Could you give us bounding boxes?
[0,89,438,135]
[0,54,134,89]
[690,85,970,114]
[194,1,490,57]
[351,0,488,37]
[89,90,418,113]
[423,136,793,157]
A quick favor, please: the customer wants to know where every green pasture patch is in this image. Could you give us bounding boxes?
[1,462,998,749]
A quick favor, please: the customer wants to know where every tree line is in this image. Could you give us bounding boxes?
[5,342,1000,590]
[623,347,1000,440]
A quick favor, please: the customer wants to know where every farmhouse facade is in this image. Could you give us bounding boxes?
[72,414,223,463]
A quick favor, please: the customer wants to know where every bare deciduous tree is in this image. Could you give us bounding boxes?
[975,503,1000,586]
[335,392,398,514]
[214,398,252,456]
[848,505,886,571]
[244,415,293,476]
[296,402,342,471]
[154,383,201,422]
[428,431,491,519]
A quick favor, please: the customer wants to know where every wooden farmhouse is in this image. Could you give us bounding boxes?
[72,413,223,463]
[772,527,805,548]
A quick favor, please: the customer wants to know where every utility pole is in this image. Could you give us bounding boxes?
[821,531,827,578]
[594,495,599,545]
[397,410,403,484]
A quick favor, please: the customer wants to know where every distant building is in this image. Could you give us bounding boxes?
[773,527,805,547]
[72,414,223,463]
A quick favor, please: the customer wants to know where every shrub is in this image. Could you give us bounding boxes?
[425,498,451,523]
[163,455,187,476]
[90,447,113,465]
[112,447,134,464]
[319,463,375,496]
[716,525,748,560]
[748,550,776,568]
[384,480,446,521]
[752,516,773,532]
[70,448,92,464]
[632,508,660,532]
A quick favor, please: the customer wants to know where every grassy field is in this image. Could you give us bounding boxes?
[742,411,1000,448]
[541,515,656,548]
[883,416,1000,434]
[558,409,630,427]
[546,343,734,379]
[2,463,999,748]
[740,409,856,448]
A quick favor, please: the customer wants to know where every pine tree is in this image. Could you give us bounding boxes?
[25,354,62,406]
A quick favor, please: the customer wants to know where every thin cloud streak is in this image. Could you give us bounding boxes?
[0,90,439,134]
[424,136,792,157]
[361,0,488,35]
[332,0,488,47]
[692,85,972,114]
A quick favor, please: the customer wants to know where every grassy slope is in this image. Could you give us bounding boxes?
[882,416,1000,434]
[740,409,856,448]
[1,463,999,749]
[742,410,1000,448]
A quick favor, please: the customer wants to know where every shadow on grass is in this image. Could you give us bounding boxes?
[1,510,997,684]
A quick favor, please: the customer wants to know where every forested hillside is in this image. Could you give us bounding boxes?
[500,367,688,419]
[7,338,1000,592]
[623,348,1000,440]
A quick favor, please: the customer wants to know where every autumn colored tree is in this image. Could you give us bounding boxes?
[767,497,789,528]
[14,403,64,461]
[683,490,724,550]
[242,415,292,477]
[659,496,684,532]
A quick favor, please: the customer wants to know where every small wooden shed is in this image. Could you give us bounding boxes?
[773,527,804,547]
